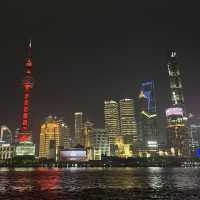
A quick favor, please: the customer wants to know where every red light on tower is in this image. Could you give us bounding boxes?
[18,40,34,143]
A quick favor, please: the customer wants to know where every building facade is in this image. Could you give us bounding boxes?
[166,50,188,157]
[167,50,184,107]
[189,124,200,156]
[0,144,15,160]
[138,81,159,153]
[90,129,110,160]
[74,112,83,146]
[166,107,188,156]
[59,120,71,149]
[141,81,157,114]
[83,120,94,148]
[39,116,61,160]
[104,100,120,146]
[119,98,137,145]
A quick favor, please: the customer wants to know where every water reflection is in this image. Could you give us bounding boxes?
[147,167,164,190]
[37,169,62,190]
[0,167,199,199]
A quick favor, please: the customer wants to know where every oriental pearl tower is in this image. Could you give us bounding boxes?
[15,40,35,156]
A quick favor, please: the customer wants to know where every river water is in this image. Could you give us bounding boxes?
[0,167,199,199]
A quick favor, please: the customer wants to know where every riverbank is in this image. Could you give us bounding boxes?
[1,157,200,168]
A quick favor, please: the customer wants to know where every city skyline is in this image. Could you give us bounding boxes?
[1,2,200,200]
[0,2,200,145]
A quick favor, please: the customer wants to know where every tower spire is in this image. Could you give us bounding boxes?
[18,40,34,141]
[15,40,36,156]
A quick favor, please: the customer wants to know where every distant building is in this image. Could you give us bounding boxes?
[0,126,14,160]
[74,112,83,146]
[0,125,12,144]
[83,120,94,148]
[0,144,15,160]
[190,124,200,156]
[119,98,138,145]
[39,116,61,160]
[104,100,120,147]
[90,129,110,160]
[112,136,133,158]
[59,120,72,149]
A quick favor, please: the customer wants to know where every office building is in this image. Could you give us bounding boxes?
[166,50,189,156]
[59,120,72,149]
[39,116,61,160]
[166,107,188,156]
[90,129,110,160]
[104,100,120,146]
[119,98,137,145]
[138,81,159,153]
[83,120,94,148]
[141,80,157,114]
[74,112,83,146]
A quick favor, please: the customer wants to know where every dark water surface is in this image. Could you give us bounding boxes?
[0,167,199,199]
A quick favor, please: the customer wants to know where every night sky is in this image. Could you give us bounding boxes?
[0,1,200,146]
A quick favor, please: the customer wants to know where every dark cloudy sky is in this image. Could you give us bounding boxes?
[0,1,200,145]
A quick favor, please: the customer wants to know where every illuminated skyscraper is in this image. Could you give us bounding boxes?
[141,80,156,114]
[166,108,188,156]
[83,120,94,148]
[39,116,61,160]
[59,120,71,149]
[119,98,138,145]
[167,50,184,108]
[138,82,159,152]
[74,112,83,146]
[15,40,35,156]
[104,100,120,145]
[166,50,188,156]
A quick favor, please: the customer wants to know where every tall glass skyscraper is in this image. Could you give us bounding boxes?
[166,50,188,156]
[138,81,159,153]
[141,80,156,114]
[119,98,138,145]
[104,100,120,145]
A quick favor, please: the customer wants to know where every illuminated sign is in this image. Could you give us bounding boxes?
[147,141,158,148]
[60,149,87,161]
[16,143,35,156]
[166,107,183,117]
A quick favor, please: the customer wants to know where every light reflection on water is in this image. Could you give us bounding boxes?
[0,167,199,199]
